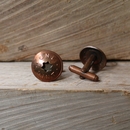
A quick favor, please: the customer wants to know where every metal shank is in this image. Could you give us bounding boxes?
[81,54,96,73]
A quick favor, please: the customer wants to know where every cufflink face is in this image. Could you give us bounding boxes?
[31,50,63,82]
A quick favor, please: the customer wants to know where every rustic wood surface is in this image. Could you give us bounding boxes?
[0,90,129,130]
[0,0,130,61]
[0,61,130,129]
[0,61,130,93]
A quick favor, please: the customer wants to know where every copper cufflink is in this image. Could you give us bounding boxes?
[31,46,107,82]
[69,46,107,81]
[31,50,63,82]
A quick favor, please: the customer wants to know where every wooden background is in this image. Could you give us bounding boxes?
[0,0,130,61]
[0,1,130,129]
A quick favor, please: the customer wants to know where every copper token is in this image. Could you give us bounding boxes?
[31,50,63,82]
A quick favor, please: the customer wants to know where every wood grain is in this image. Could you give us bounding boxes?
[0,61,130,93]
[0,90,129,129]
[0,0,130,61]
[0,61,130,129]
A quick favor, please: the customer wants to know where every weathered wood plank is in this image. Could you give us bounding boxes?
[0,0,130,61]
[0,61,130,93]
[0,61,130,129]
[0,90,129,129]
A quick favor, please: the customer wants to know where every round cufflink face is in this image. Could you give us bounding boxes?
[80,46,107,71]
[31,50,63,82]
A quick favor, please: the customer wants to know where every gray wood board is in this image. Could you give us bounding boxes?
[0,90,129,130]
[0,61,130,129]
[0,0,130,61]
[0,61,130,93]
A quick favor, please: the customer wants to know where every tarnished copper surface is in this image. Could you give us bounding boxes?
[80,54,96,79]
[31,50,63,82]
[69,65,98,81]
[69,46,106,81]
[80,46,107,71]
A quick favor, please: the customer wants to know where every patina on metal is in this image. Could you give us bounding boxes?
[31,50,63,82]
[80,46,106,72]
[79,46,106,79]
[69,46,107,81]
